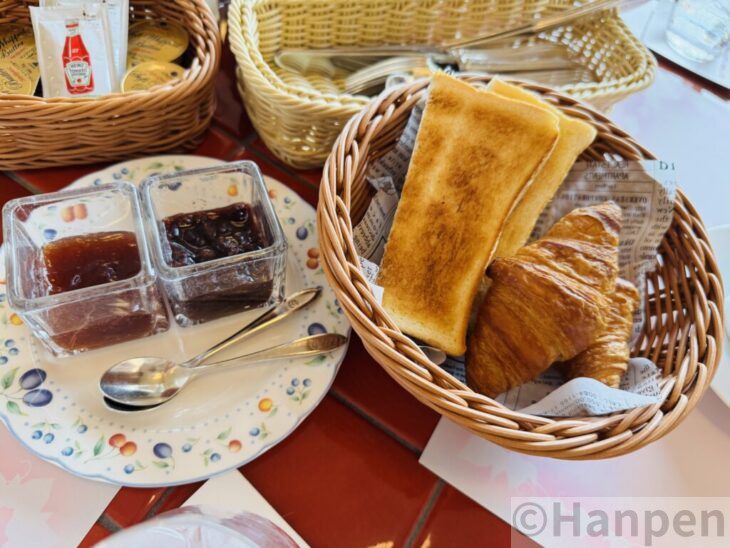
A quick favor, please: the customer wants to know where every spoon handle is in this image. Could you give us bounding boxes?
[192,333,348,374]
[184,286,322,368]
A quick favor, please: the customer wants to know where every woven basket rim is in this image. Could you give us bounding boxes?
[556,15,655,98]
[316,74,724,459]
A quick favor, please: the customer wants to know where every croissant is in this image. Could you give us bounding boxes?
[558,278,639,388]
[466,202,621,397]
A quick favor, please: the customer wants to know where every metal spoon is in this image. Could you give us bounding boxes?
[99,286,321,407]
[187,287,324,369]
[101,333,347,409]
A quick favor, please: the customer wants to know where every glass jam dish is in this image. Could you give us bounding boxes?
[141,161,287,326]
[2,182,170,358]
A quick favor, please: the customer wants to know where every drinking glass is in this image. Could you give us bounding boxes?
[665,0,730,63]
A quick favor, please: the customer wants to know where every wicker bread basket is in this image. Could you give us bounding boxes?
[0,0,220,170]
[229,0,656,169]
[317,74,724,459]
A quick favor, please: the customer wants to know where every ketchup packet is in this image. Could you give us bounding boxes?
[40,0,129,84]
[30,2,118,97]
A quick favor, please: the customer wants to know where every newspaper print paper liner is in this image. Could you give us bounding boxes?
[353,96,677,417]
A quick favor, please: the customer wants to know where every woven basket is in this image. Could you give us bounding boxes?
[0,0,220,170]
[229,0,656,169]
[317,74,724,459]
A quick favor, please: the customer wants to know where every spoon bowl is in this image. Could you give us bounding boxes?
[99,286,328,411]
[100,357,194,408]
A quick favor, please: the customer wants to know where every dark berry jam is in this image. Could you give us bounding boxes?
[163,203,266,267]
[161,203,276,324]
[39,231,168,351]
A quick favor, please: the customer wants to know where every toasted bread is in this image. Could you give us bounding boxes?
[377,73,560,355]
[487,79,597,258]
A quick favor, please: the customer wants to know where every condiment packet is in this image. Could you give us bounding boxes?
[122,60,183,92]
[0,25,37,61]
[127,20,189,67]
[0,59,39,95]
[350,93,676,417]
[30,2,119,97]
[1,25,41,96]
[41,0,129,84]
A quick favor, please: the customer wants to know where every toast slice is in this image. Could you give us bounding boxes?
[377,73,560,355]
[487,79,597,258]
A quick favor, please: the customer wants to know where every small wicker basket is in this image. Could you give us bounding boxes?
[229,0,656,169]
[317,74,724,459]
[0,0,220,170]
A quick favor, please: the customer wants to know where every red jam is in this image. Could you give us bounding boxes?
[162,203,274,324]
[38,231,168,352]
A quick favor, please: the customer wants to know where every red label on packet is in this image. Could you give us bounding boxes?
[62,20,94,94]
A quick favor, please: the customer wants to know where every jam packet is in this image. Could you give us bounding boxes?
[30,2,118,97]
[40,0,129,84]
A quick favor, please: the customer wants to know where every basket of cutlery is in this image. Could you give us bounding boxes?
[229,0,656,169]
[316,73,723,459]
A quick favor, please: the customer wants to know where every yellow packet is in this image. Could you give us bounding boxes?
[122,60,183,91]
[0,25,37,61]
[0,60,39,95]
[127,20,189,67]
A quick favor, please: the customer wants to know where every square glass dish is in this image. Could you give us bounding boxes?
[140,161,288,326]
[2,182,170,357]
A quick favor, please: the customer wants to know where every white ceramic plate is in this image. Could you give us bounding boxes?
[0,155,350,486]
[708,225,730,408]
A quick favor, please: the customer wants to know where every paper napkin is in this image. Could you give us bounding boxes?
[0,425,119,547]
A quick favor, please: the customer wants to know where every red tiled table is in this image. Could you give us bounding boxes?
[2,38,725,548]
